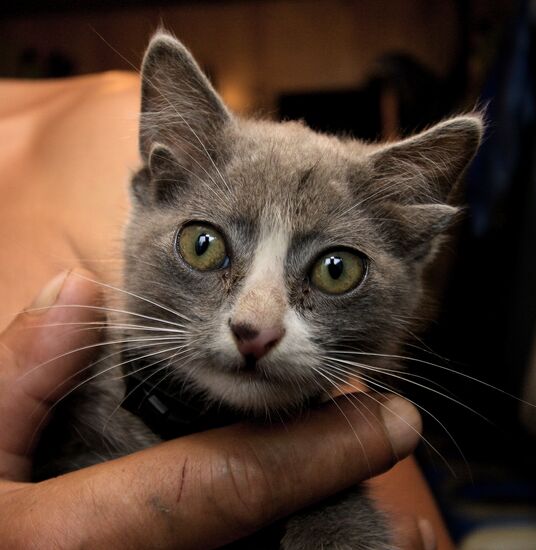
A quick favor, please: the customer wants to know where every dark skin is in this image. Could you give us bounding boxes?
[0,74,452,549]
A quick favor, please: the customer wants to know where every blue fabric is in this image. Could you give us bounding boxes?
[466,1,535,236]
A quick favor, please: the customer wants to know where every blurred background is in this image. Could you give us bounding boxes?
[1,0,535,547]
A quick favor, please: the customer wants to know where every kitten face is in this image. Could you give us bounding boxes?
[121,33,482,414]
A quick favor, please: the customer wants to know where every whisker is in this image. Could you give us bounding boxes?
[320,362,458,476]
[29,321,188,335]
[331,350,536,408]
[309,366,372,475]
[354,372,467,479]
[26,342,188,453]
[311,365,382,441]
[71,271,193,324]
[24,303,188,331]
[19,334,188,382]
[322,354,456,397]
[326,356,490,424]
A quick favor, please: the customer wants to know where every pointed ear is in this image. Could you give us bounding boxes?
[368,115,483,205]
[139,32,231,162]
[366,115,483,261]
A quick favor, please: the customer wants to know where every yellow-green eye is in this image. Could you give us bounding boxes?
[311,250,365,294]
[177,224,229,271]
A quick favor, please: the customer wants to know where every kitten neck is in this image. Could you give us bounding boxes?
[122,360,242,439]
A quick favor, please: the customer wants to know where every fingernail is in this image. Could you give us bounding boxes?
[380,395,422,457]
[418,518,437,550]
[29,271,70,313]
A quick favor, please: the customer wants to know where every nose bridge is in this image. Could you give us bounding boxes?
[232,227,289,330]
[234,281,286,330]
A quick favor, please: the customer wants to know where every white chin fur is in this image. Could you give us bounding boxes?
[191,364,315,413]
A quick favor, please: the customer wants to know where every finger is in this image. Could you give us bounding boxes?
[395,515,431,550]
[0,269,102,481]
[399,516,437,550]
[13,393,421,549]
[369,457,452,550]
[417,518,437,550]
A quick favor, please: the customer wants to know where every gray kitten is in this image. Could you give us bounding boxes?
[35,33,483,549]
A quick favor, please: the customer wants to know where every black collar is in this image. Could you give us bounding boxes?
[122,369,242,440]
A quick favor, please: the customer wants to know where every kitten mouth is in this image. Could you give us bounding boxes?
[235,355,281,382]
[212,355,283,384]
[243,354,257,371]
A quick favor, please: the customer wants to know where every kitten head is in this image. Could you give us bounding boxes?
[122,32,482,414]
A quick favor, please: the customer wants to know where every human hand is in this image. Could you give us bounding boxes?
[0,270,433,549]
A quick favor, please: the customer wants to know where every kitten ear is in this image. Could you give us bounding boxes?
[368,115,483,205]
[131,143,188,206]
[367,115,483,260]
[139,31,231,162]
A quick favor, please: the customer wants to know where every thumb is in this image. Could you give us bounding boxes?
[0,269,103,481]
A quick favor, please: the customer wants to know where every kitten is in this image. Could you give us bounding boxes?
[35,32,483,549]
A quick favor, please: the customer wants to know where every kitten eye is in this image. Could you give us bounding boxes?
[311,250,365,294]
[177,223,229,271]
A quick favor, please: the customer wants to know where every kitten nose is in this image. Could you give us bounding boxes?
[230,322,285,360]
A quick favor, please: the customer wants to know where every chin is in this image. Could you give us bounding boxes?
[190,360,319,415]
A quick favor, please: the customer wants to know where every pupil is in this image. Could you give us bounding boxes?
[195,233,212,256]
[326,256,343,279]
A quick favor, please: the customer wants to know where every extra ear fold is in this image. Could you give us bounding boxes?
[367,115,483,261]
[131,143,188,206]
[139,31,231,162]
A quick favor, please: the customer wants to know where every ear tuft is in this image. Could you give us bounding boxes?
[365,114,482,263]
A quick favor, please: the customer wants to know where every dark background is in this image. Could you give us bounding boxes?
[2,0,535,546]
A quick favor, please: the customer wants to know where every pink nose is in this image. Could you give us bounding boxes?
[230,322,285,360]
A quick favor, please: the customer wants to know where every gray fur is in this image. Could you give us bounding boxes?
[34,32,483,549]
[282,487,394,550]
